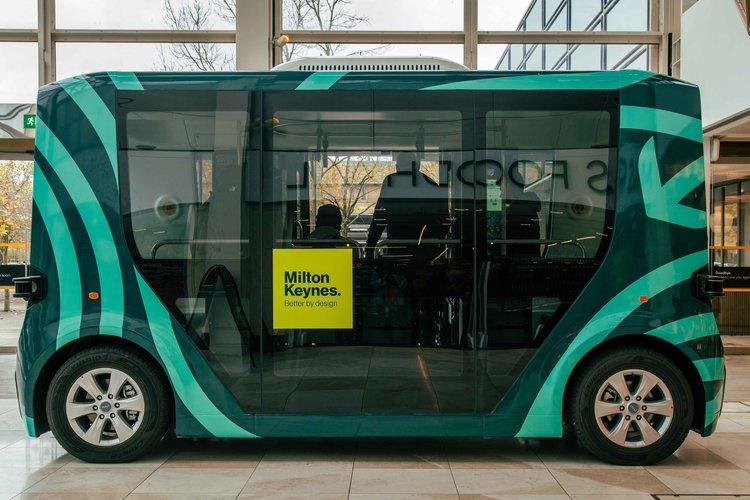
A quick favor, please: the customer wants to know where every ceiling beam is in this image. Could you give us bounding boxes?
[0,30,37,42]
[0,29,661,46]
[280,31,465,44]
[477,31,662,44]
[52,29,236,43]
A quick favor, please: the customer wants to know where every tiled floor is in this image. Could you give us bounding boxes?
[2,354,750,499]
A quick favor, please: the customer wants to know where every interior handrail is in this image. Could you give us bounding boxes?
[150,239,245,259]
[488,238,587,258]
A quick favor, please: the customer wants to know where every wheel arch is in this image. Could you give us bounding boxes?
[562,333,706,432]
[32,334,175,436]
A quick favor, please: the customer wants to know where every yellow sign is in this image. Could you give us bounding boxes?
[273,248,353,329]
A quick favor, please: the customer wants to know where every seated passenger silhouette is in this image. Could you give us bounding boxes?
[366,152,448,259]
[308,204,358,249]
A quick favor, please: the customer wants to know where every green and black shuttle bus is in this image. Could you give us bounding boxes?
[14,67,724,464]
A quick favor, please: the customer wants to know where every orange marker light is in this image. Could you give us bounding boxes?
[89,292,100,300]
[638,295,649,303]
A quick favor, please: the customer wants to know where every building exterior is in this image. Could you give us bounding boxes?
[682,0,750,334]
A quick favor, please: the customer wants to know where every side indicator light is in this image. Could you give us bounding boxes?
[638,295,649,303]
[89,292,100,300]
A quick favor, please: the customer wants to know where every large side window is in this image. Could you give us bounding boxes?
[119,91,262,410]
[474,91,617,411]
[260,91,477,414]
[482,107,612,259]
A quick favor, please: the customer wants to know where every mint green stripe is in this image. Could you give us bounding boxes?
[33,165,82,350]
[638,137,706,229]
[646,316,724,432]
[24,416,35,437]
[36,117,124,339]
[422,70,652,91]
[643,314,718,345]
[296,71,348,90]
[694,357,724,382]
[621,105,703,143]
[135,271,257,438]
[108,71,144,91]
[58,76,118,188]
[516,250,708,437]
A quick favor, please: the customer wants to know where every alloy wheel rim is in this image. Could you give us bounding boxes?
[65,368,145,446]
[594,369,674,448]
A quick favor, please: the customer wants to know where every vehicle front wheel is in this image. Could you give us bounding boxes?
[47,346,171,463]
[569,347,693,465]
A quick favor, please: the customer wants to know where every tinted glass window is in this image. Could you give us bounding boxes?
[261,91,476,414]
[124,105,249,261]
[119,91,262,410]
[483,108,612,258]
[474,92,616,410]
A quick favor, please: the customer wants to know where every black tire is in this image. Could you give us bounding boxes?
[47,345,171,463]
[569,347,693,465]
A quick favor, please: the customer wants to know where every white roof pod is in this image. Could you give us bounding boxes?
[272,56,468,71]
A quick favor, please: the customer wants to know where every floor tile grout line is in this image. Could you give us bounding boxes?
[546,467,577,499]
[439,436,460,499]
[234,446,265,499]
[447,457,461,499]
[9,459,70,499]
[0,436,24,452]
[233,466,255,500]
[643,467,677,496]
[123,459,166,497]
[347,448,355,499]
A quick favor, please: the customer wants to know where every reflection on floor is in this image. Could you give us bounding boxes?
[222,345,533,413]
[4,354,750,498]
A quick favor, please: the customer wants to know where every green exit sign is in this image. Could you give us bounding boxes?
[23,114,36,129]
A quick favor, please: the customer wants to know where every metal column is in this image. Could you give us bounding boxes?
[37,0,55,85]
[464,0,478,69]
[236,0,273,70]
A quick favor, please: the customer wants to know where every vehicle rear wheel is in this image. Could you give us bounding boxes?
[569,347,693,465]
[47,345,171,463]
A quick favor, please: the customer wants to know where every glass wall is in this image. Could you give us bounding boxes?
[57,43,237,79]
[0,0,660,109]
[56,0,235,30]
[478,0,541,31]
[712,179,750,272]
[489,42,649,70]
[0,43,39,104]
[711,174,750,335]
[1,2,37,29]
[282,0,462,31]
[492,0,652,70]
